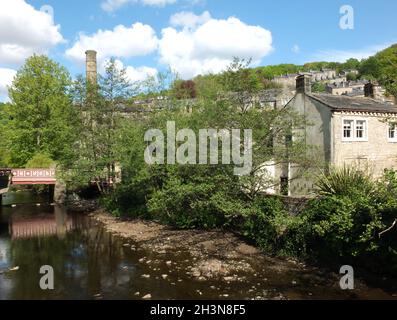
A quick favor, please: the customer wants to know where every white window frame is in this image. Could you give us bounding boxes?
[388,122,397,142]
[342,118,368,142]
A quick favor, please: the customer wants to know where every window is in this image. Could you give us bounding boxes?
[389,123,397,141]
[342,119,368,141]
[356,120,366,139]
[343,120,353,139]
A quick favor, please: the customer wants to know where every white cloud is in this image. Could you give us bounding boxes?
[101,59,158,82]
[313,43,393,62]
[0,67,17,98]
[170,11,211,29]
[65,23,158,63]
[101,0,177,12]
[125,65,158,82]
[0,0,64,65]
[159,13,273,79]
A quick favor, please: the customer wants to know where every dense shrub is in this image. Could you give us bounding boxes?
[315,166,374,197]
[241,196,305,256]
[147,166,247,229]
[25,152,55,168]
[300,167,397,273]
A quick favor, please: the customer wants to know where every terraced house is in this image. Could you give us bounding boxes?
[284,74,397,196]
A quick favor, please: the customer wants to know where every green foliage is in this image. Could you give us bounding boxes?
[241,197,304,255]
[4,55,78,167]
[346,72,358,81]
[312,82,326,93]
[219,58,262,94]
[343,58,361,71]
[359,44,397,98]
[315,166,375,197]
[302,195,383,257]
[0,102,12,166]
[63,58,136,193]
[254,64,301,79]
[300,168,397,273]
[146,166,247,229]
[105,59,309,236]
[25,152,55,168]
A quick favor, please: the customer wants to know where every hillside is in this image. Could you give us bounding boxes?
[189,44,397,98]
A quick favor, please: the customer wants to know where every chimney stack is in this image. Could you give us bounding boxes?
[296,74,312,94]
[364,81,385,101]
[85,50,97,84]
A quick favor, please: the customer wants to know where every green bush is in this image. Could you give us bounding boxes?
[147,166,247,229]
[315,166,374,197]
[241,197,305,256]
[301,168,397,273]
[25,152,55,168]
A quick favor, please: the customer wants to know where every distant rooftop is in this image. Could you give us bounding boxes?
[327,80,369,89]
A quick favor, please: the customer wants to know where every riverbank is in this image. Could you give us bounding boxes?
[88,209,397,299]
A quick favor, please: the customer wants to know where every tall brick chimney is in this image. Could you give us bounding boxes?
[296,74,312,94]
[85,50,97,84]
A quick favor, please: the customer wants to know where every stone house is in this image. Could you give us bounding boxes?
[326,80,369,96]
[281,74,397,196]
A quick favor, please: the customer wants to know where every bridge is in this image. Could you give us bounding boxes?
[0,168,56,195]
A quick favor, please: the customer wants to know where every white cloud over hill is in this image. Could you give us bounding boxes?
[160,12,273,78]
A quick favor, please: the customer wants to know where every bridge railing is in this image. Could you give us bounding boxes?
[0,168,56,185]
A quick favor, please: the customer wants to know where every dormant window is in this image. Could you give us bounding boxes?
[342,119,368,141]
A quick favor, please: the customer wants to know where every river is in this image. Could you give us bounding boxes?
[0,191,396,300]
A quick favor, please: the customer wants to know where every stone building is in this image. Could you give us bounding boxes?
[280,74,397,196]
[326,80,369,96]
[274,69,341,88]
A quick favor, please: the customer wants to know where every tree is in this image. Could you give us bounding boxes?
[172,80,197,100]
[346,72,358,81]
[64,58,133,193]
[106,59,309,222]
[5,55,78,167]
[312,82,326,93]
[342,58,361,71]
[0,102,12,166]
[25,152,55,168]
[359,45,397,99]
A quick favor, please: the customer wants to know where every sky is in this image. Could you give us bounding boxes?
[0,0,397,101]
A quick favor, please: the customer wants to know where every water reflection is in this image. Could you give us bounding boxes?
[10,206,84,240]
[0,201,135,300]
[1,192,397,300]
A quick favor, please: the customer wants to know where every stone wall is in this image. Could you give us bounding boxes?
[332,112,397,177]
[286,94,332,196]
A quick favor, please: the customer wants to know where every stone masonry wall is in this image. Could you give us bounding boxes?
[332,112,397,177]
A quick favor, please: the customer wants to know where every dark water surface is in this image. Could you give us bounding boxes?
[1,191,397,300]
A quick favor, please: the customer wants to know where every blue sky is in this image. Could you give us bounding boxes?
[1,0,396,101]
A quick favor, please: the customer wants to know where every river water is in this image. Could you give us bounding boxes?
[1,191,397,300]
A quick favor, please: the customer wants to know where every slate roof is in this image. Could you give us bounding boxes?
[308,93,397,114]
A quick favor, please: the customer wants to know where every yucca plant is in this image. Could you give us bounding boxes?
[315,165,375,196]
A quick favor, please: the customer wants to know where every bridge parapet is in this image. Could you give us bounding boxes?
[0,168,56,185]
[11,168,56,185]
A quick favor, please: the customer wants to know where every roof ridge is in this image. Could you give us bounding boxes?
[306,93,397,113]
